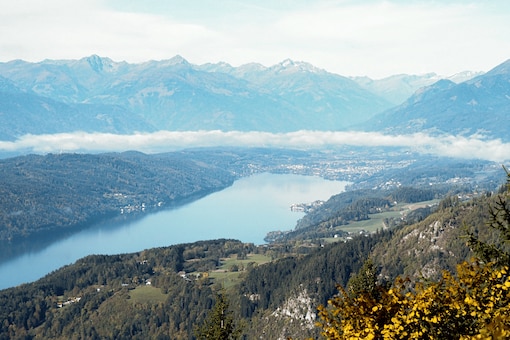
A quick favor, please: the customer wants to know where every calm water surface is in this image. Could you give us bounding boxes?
[0,173,348,290]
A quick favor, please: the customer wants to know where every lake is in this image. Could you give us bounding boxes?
[0,173,348,290]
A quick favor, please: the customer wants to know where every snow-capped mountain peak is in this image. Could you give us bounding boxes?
[162,55,190,66]
[447,70,484,83]
[272,59,325,74]
[84,54,118,73]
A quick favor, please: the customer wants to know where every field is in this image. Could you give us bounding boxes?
[208,253,272,289]
[322,199,440,242]
[128,285,167,304]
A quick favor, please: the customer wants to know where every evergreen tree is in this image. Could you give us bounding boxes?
[346,258,378,298]
[194,293,242,340]
[466,166,510,267]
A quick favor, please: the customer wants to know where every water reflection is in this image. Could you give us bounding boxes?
[0,173,348,290]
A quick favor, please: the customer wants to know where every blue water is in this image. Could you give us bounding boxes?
[0,173,348,290]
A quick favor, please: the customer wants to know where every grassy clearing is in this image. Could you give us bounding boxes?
[338,210,400,233]
[218,253,271,270]
[336,199,440,233]
[209,253,272,290]
[128,285,167,304]
[209,271,243,290]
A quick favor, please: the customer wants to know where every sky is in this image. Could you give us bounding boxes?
[1,0,510,78]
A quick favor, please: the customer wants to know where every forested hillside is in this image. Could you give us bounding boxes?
[0,239,252,339]
[0,152,235,242]
[370,195,490,281]
[284,186,441,241]
[1,176,506,339]
[315,172,510,339]
[3,147,498,246]
[0,146,506,338]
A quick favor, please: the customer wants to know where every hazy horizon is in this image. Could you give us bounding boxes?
[2,1,509,78]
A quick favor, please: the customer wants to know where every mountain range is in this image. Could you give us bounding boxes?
[351,70,483,105]
[362,59,510,140]
[0,75,152,140]
[0,55,391,138]
[0,55,508,142]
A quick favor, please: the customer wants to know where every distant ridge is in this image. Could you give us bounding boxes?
[0,76,154,141]
[0,55,503,141]
[351,70,483,105]
[0,56,392,138]
[361,59,510,142]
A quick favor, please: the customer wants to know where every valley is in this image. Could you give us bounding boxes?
[1,180,507,339]
[0,171,346,289]
[0,146,500,245]
[0,54,509,338]
[0,145,507,338]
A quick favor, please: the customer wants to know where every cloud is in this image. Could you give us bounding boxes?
[0,0,220,63]
[1,130,508,162]
[1,1,509,78]
[269,1,510,77]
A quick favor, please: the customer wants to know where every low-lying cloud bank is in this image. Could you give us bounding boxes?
[0,130,508,162]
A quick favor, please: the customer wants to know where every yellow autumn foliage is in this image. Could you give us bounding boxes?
[316,261,510,339]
